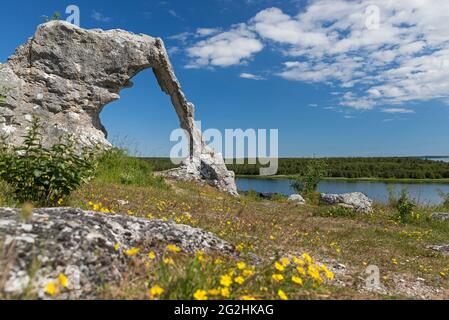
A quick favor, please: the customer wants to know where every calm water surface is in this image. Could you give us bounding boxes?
[236,178,449,205]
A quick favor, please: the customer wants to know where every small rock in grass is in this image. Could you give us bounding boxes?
[430,212,449,221]
[288,194,306,205]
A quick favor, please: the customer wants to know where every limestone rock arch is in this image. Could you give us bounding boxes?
[0,21,238,195]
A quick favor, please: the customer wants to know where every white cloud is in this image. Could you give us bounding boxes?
[91,10,112,22]
[381,108,415,114]
[184,0,449,111]
[168,9,180,18]
[186,24,263,68]
[196,28,220,37]
[240,73,265,80]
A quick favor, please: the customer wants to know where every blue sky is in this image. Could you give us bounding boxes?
[1,0,449,157]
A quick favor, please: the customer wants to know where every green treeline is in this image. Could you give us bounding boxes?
[143,157,449,179]
[228,157,449,179]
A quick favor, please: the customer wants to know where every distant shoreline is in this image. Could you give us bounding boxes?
[236,175,449,184]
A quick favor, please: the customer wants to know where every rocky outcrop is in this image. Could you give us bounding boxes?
[288,194,306,205]
[0,207,235,299]
[320,192,373,213]
[0,21,237,195]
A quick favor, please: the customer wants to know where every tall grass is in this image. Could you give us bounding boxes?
[94,148,167,189]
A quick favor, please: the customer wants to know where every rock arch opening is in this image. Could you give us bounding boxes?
[0,20,238,195]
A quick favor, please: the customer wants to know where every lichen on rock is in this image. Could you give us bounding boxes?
[0,207,235,299]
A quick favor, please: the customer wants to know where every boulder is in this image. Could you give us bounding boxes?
[288,194,306,205]
[320,192,373,213]
[430,212,449,221]
[0,21,237,195]
[0,207,235,299]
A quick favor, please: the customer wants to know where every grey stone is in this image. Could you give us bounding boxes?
[0,207,236,299]
[430,212,449,221]
[288,194,306,205]
[426,244,449,255]
[320,192,373,213]
[0,21,237,196]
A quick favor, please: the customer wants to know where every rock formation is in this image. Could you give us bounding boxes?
[0,207,235,299]
[288,194,306,206]
[0,21,237,195]
[320,192,373,213]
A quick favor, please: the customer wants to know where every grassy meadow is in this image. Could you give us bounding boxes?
[1,151,449,299]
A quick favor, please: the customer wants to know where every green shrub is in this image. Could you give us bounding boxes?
[388,187,416,222]
[319,206,356,218]
[437,189,449,208]
[94,148,167,188]
[41,11,61,22]
[291,159,328,194]
[245,189,261,201]
[0,117,98,206]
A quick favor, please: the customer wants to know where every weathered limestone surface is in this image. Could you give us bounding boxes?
[0,207,235,299]
[0,21,237,195]
[320,192,373,213]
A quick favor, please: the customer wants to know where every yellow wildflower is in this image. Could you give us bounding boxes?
[278,290,288,300]
[166,244,181,253]
[227,268,236,277]
[221,287,231,298]
[235,276,245,285]
[291,275,303,285]
[58,274,69,288]
[308,265,323,284]
[392,258,398,265]
[269,235,276,240]
[321,265,334,280]
[193,290,208,300]
[196,250,205,262]
[208,289,221,296]
[164,257,174,265]
[149,285,164,298]
[148,251,156,260]
[220,275,233,287]
[114,243,121,251]
[237,262,247,270]
[272,274,284,282]
[293,256,305,265]
[302,253,312,264]
[214,258,222,265]
[275,262,285,272]
[280,257,290,267]
[296,266,306,276]
[45,281,57,296]
[236,243,245,251]
[243,269,254,277]
[125,248,140,257]
[57,198,64,205]
[241,295,257,300]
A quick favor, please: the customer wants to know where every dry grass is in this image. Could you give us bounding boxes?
[65,179,449,299]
